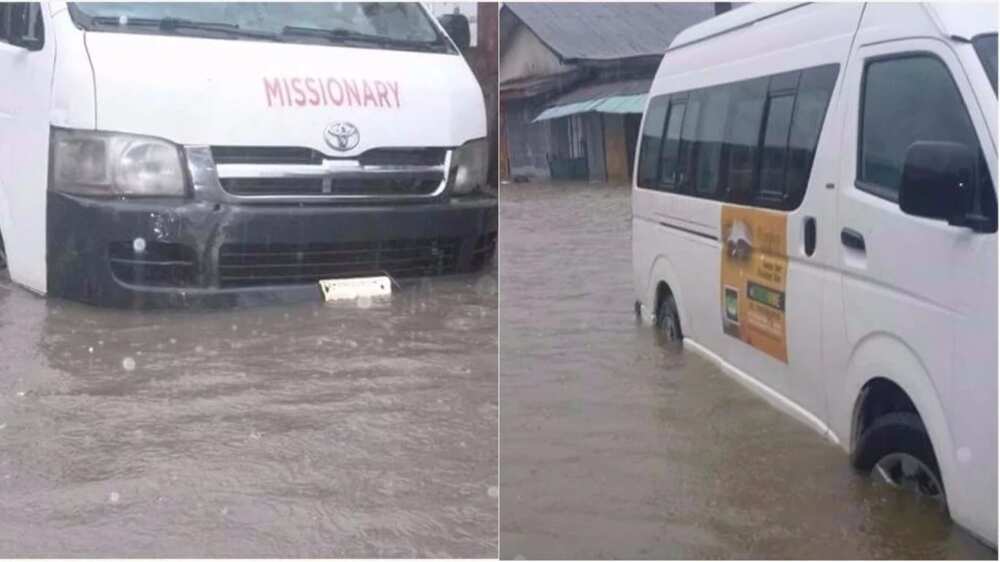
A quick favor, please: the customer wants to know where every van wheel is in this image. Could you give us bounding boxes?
[852,412,945,505]
[655,293,682,343]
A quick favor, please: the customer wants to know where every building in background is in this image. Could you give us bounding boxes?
[499,3,730,184]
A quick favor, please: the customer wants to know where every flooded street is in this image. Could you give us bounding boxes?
[0,268,497,557]
[498,182,993,559]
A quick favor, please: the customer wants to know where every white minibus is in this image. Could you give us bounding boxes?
[0,2,495,307]
[632,2,997,546]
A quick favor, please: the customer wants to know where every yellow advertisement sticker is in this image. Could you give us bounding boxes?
[720,205,788,363]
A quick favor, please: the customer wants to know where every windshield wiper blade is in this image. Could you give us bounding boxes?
[88,15,281,42]
[281,25,445,52]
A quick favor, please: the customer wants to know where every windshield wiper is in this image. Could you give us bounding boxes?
[88,15,282,42]
[281,25,446,52]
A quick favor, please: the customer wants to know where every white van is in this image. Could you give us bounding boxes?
[0,2,495,307]
[633,3,997,546]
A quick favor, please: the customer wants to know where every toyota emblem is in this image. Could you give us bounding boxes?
[324,122,360,152]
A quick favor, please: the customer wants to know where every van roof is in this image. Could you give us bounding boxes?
[669,2,997,51]
[669,2,808,50]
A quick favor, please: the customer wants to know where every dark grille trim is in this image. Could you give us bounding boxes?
[210,146,447,167]
[107,241,197,287]
[219,177,442,197]
[217,238,461,288]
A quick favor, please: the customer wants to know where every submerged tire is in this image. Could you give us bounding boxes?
[655,293,682,343]
[852,412,946,503]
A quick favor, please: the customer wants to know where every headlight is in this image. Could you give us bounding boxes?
[51,128,187,197]
[449,138,488,195]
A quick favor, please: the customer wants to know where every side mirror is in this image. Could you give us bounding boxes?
[438,13,470,52]
[8,3,44,52]
[898,140,989,231]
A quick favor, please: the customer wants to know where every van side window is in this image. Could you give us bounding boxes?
[725,78,766,203]
[692,88,731,197]
[637,96,669,189]
[658,101,686,189]
[786,65,838,203]
[0,4,43,46]
[859,55,981,202]
[636,63,839,212]
[676,95,702,192]
[0,4,11,42]
[758,93,795,203]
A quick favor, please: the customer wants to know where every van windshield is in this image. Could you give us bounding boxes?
[68,2,453,53]
[973,33,997,94]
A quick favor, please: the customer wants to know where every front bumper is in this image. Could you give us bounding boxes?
[46,192,497,308]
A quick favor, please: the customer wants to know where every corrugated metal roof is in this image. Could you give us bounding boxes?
[505,2,719,62]
[533,94,647,122]
[551,78,652,105]
[532,77,652,121]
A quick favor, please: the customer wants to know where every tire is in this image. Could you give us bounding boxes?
[852,412,946,503]
[655,293,682,343]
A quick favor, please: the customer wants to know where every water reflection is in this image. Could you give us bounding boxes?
[0,266,497,557]
[498,182,992,560]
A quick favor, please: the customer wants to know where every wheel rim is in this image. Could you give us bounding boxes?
[874,452,945,503]
[659,307,679,342]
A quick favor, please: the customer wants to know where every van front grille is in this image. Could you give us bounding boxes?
[217,238,460,287]
[219,177,441,197]
[210,146,447,167]
[208,146,450,202]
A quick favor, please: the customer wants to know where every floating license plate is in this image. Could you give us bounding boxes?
[319,275,392,302]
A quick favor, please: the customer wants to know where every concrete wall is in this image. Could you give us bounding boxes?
[502,97,553,180]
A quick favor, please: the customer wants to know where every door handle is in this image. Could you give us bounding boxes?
[841,228,866,252]
[804,217,816,257]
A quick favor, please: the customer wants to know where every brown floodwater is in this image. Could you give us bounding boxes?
[498,182,994,560]
[0,267,497,557]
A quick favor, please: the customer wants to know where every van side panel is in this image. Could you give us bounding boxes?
[0,8,58,294]
[634,3,864,422]
[830,4,998,544]
[49,8,96,129]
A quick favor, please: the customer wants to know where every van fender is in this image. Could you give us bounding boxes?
[644,253,690,331]
[839,331,958,513]
[0,177,11,268]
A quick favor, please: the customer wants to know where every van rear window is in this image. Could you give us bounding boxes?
[636,63,839,212]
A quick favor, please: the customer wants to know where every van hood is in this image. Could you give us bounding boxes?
[83,32,485,156]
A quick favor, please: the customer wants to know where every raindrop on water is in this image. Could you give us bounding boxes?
[122,357,136,371]
[109,491,120,504]
[488,486,499,498]
[132,237,147,254]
